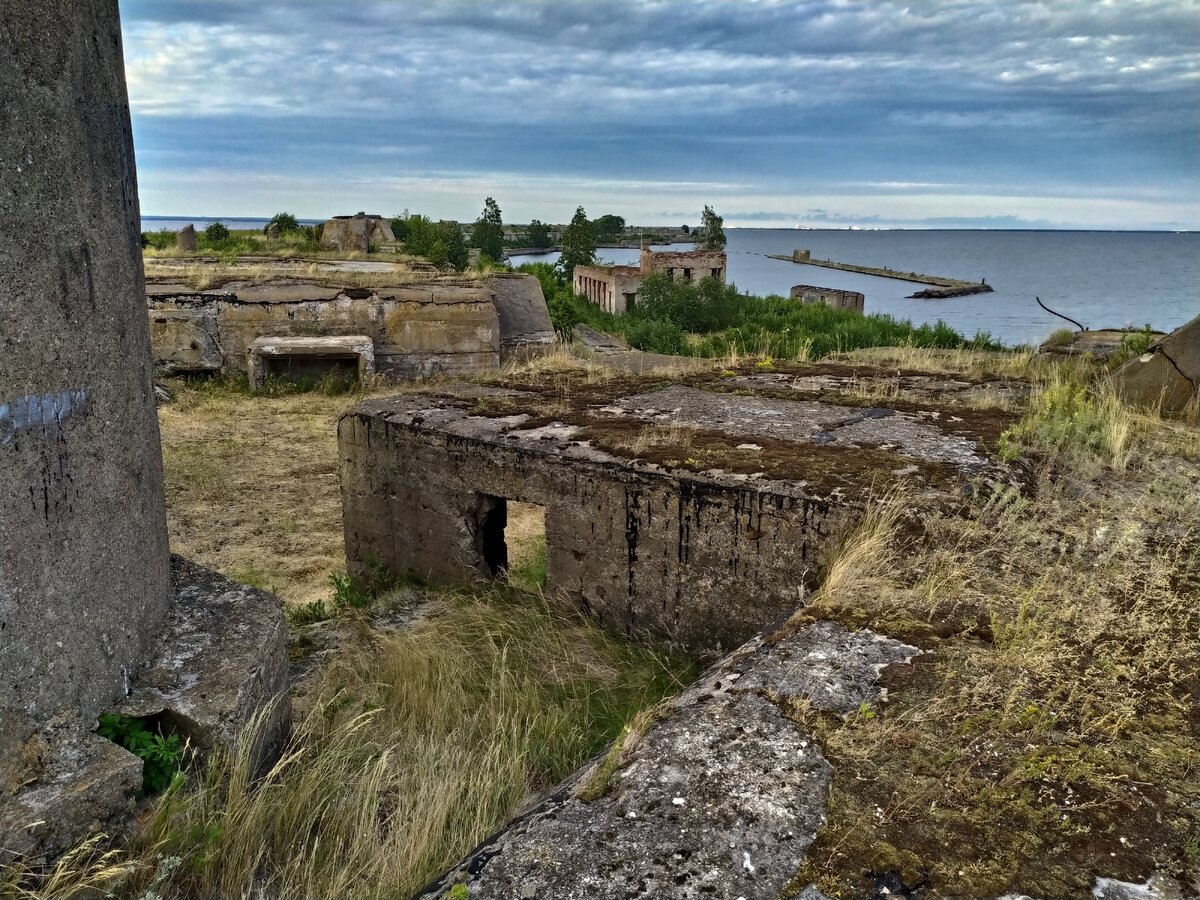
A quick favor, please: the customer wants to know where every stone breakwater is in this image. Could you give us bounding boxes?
[768,253,993,298]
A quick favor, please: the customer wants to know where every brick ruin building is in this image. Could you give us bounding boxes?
[573,247,727,314]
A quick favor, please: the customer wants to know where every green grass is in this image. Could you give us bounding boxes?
[520,264,1002,360]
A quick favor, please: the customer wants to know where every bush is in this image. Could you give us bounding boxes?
[547,271,1002,361]
[203,222,230,244]
[142,228,176,250]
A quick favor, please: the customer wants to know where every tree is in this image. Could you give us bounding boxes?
[558,206,596,283]
[699,205,726,250]
[264,212,299,234]
[527,219,551,249]
[436,221,469,270]
[592,214,625,244]
[427,239,449,268]
[471,196,504,263]
[388,215,410,242]
[680,224,690,235]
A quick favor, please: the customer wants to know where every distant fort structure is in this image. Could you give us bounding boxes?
[574,247,726,314]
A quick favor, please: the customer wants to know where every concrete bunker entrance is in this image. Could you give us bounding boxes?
[472,495,548,589]
[261,353,360,387]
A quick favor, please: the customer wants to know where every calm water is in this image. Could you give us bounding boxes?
[512,229,1199,347]
[142,215,321,232]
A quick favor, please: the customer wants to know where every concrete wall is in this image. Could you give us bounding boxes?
[790,284,865,314]
[149,273,551,378]
[0,0,171,791]
[640,248,726,283]
[148,283,501,379]
[488,273,557,359]
[340,405,852,658]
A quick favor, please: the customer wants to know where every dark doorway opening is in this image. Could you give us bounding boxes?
[476,494,508,577]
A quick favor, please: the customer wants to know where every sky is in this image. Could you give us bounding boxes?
[120,0,1200,229]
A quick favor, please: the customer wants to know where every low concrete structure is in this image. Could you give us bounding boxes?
[147,273,551,381]
[248,334,375,391]
[573,247,727,314]
[420,620,918,899]
[320,212,395,252]
[792,248,811,263]
[790,283,865,314]
[339,366,1014,658]
[176,223,196,251]
[1,0,289,860]
[1112,314,1199,414]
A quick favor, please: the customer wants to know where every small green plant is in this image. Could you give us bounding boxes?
[288,598,333,625]
[96,713,185,794]
[328,556,410,613]
[445,885,469,900]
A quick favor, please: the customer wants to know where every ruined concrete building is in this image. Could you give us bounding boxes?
[320,212,395,252]
[1,1,288,859]
[790,283,865,314]
[573,247,727,314]
[147,272,554,388]
[340,367,1014,658]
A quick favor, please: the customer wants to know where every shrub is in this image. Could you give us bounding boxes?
[203,222,230,245]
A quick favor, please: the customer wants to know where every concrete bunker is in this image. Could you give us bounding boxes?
[339,368,1015,658]
[147,272,555,380]
[248,334,375,392]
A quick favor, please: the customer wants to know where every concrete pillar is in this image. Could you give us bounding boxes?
[0,0,172,788]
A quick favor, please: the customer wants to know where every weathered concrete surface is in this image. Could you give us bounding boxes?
[247,334,375,391]
[320,213,395,251]
[176,224,196,251]
[1,557,291,860]
[791,283,865,314]
[0,0,172,808]
[122,556,290,759]
[147,282,501,379]
[418,622,918,899]
[340,376,1008,656]
[1112,314,1199,414]
[488,273,556,360]
[1039,328,1168,359]
[0,733,142,863]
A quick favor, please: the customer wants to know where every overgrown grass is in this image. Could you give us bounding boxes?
[523,264,1003,360]
[1000,371,1137,472]
[5,588,693,900]
[785,389,1200,897]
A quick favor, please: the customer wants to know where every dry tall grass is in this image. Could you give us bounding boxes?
[4,590,692,900]
[787,399,1200,897]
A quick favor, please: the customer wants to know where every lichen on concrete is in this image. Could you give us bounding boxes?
[419,621,916,899]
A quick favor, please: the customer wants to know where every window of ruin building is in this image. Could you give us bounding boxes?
[473,496,548,589]
[665,268,674,279]
[624,292,636,308]
[683,268,692,281]
[711,267,721,279]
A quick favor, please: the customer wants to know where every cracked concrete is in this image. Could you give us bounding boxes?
[418,621,912,900]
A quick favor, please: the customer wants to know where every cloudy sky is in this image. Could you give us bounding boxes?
[120,0,1200,229]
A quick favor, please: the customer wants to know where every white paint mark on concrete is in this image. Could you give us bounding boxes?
[0,388,90,444]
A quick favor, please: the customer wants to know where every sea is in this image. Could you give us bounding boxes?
[510,229,1199,347]
[142,217,1197,348]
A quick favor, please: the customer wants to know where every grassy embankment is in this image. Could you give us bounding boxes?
[780,352,1200,898]
[522,262,1005,359]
